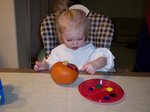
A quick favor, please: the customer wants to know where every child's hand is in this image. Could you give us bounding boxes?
[80,62,97,74]
[81,57,107,74]
[34,61,49,71]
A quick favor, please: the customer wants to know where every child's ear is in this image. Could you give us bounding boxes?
[61,39,64,43]
[59,37,64,43]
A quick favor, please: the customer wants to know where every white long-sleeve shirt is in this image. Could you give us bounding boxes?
[46,43,115,72]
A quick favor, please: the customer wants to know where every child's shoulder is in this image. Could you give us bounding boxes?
[82,43,95,49]
[51,44,65,51]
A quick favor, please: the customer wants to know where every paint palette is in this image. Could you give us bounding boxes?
[78,79,124,103]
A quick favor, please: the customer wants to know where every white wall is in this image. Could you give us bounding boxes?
[0,0,18,68]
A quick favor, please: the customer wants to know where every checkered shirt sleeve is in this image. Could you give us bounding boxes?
[40,12,114,58]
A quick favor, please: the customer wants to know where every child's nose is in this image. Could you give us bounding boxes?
[73,41,78,45]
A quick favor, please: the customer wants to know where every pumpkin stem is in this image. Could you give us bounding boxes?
[63,61,68,65]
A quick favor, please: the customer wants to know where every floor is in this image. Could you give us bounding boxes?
[111,41,137,72]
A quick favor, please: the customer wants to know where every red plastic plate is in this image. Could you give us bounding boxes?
[78,79,124,103]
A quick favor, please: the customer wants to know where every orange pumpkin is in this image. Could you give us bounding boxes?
[50,61,79,84]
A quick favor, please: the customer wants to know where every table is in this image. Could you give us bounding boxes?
[0,69,150,112]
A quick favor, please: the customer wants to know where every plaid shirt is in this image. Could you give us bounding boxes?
[41,11,114,58]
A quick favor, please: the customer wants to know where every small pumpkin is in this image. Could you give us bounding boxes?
[50,61,79,84]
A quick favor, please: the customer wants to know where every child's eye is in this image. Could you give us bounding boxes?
[78,38,83,40]
[67,39,72,42]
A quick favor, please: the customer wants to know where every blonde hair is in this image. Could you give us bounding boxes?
[55,6,89,43]
[53,0,69,13]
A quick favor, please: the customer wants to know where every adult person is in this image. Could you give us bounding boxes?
[134,1,150,72]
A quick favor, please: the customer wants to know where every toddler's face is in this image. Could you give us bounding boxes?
[62,29,86,50]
